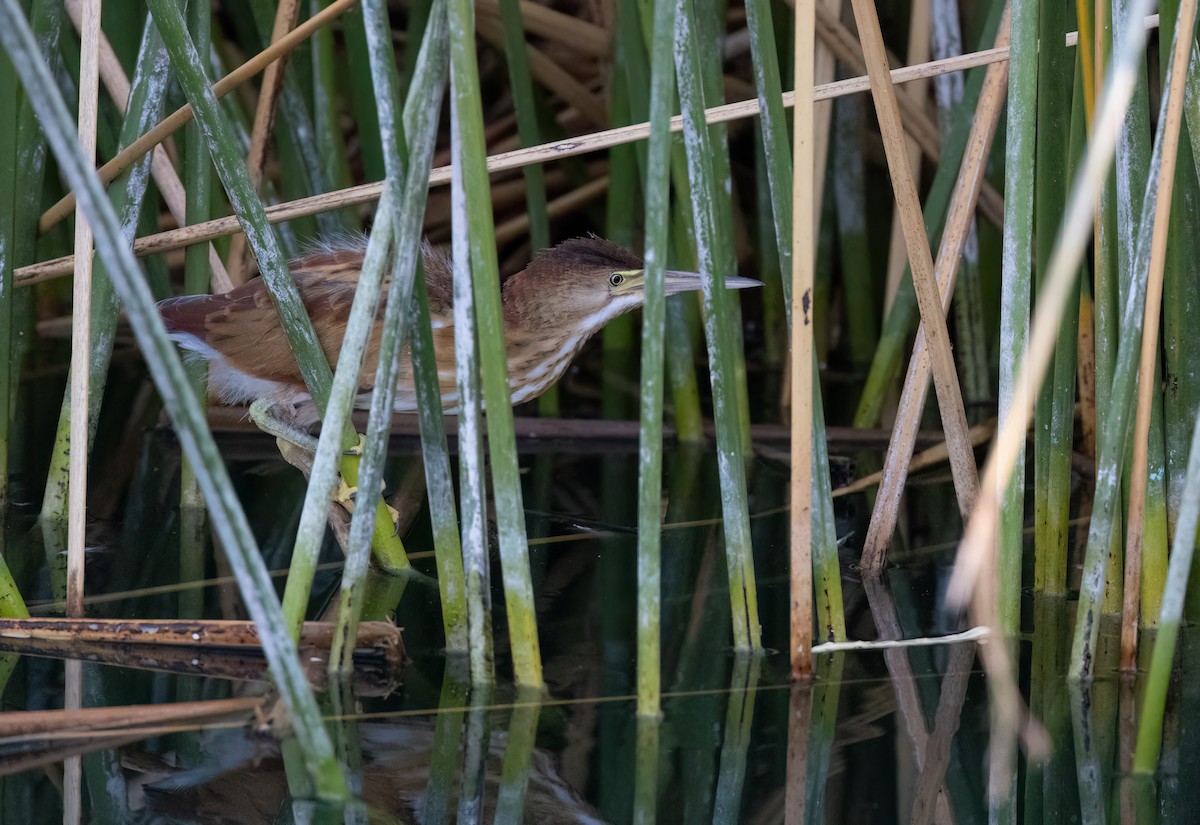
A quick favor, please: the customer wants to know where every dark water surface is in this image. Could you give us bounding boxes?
[0,431,1195,823]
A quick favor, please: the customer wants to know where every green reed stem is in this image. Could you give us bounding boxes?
[603,49,636,422]
[674,0,759,652]
[409,265,469,652]
[497,0,548,254]
[5,1,61,501]
[1032,0,1075,597]
[311,0,356,232]
[180,0,213,620]
[0,0,346,797]
[0,16,14,508]
[632,715,661,825]
[1071,5,1190,681]
[285,194,395,640]
[745,0,844,641]
[40,16,171,530]
[448,0,542,687]
[1178,37,1200,616]
[333,0,448,673]
[450,104,494,685]
[634,0,675,719]
[1134,398,1200,772]
[997,0,1037,635]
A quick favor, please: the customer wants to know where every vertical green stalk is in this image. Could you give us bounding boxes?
[497,0,548,253]
[310,0,355,233]
[830,96,877,373]
[1145,0,1194,621]
[496,0,552,419]
[1134,403,1200,771]
[635,0,676,719]
[450,98,494,685]
[0,11,14,507]
[448,0,542,687]
[409,266,469,652]
[1071,5,1190,681]
[0,0,345,797]
[744,0,844,640]
[1032,0,1075,595]
[180,0,212,622]
[603,22,637,423]
[694,0,751,454]
[997,0,1038,635]
[1179,37,1200,616]
[287,197,395,641]
[632,715,660,825]
[332,0,449,672]
[674,0,759,651]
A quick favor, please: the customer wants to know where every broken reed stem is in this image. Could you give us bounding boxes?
[789,0,816,680]
[848,0,979,523]
[858,6,1010,572]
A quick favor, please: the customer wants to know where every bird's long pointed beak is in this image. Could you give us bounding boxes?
[661,269,762,295]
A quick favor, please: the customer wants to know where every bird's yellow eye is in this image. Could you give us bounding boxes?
[609,272,624,287]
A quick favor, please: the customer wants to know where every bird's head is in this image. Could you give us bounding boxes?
[502,236,761,335]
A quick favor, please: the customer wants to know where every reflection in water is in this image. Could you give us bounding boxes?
[129,717,603,824]
[5,440,1200,822]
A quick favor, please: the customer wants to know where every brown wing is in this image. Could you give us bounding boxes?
[158,243,460,401]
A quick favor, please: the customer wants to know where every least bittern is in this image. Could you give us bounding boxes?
[158,235,760,430]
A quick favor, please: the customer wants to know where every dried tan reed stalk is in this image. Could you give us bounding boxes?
[789,0,816,680]
[858,8,1011,571]
[849,0,979,541]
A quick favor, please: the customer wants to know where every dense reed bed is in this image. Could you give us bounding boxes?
[1,0,1200,813]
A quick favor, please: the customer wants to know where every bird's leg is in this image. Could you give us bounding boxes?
[249,398,318,453]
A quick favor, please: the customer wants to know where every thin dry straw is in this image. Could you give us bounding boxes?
[848,0,979,521]
[790,0,816,679]
[859,8,1010,572]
